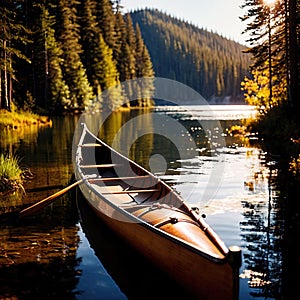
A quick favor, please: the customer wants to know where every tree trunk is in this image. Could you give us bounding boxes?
[9,69,13,109]
[0,69,2,109]
[288,0,300,112]
[4,40,11,111]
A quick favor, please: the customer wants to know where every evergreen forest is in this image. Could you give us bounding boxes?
[0,0,155,114]
[0,1,256,115]
[130,9,251,103]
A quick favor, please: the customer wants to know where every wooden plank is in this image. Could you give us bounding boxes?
[91,184,136,205]
[90,175,152,182]
[80,143,102,147]
[102,189,160,194]
[80,164,121,169]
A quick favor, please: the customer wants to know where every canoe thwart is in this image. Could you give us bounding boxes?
[80,143,102,147]
[89,175,153,182]
[80,164,122,169]
[102,188,160,194]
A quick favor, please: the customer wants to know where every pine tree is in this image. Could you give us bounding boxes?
[95,34,123,110]
[44,8,71,112]
[134,24,155,107]
[216,61,225,97]
[79,0,102,94]
[124,14,137,80]
[286,0,300,111]
[58,0,94,109]
[96,0,116,49]
[31,3,70,112]
[117,33,135,82]
[114,10,127,75]
[95,34,120,91]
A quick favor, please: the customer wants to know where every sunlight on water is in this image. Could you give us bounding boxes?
[155,104,257,120]
[160,146,270,217]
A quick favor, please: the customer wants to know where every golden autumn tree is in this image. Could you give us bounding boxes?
[241,62,287,115]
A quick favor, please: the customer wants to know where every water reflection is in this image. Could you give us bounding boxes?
[238,153,283,299]
[0,193,80,299]
[0,116,82,299]
[0,106,298,300]
[138,107,298,300]
[100,109,154,169]
[0,116,78,211]
[0,124,42,152]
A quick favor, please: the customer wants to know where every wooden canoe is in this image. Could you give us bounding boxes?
[74,123,242,300]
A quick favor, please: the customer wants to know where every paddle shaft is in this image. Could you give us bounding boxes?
[19,179,84,218]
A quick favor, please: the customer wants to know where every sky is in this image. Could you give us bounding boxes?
[121,0,249,45]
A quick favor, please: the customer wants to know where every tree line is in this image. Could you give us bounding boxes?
[130,8,251,103]
[0,0,155,114]
[241,0,299,155]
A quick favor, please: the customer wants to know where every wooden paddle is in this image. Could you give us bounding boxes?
[19,178,84,218]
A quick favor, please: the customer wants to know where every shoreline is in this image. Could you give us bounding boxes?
[0,109,52,130]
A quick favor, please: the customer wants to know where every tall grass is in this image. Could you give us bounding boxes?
[0,154,23,179]
[0,153,24,194]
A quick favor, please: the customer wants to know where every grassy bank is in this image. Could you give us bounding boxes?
[0,109,50,195]
[0,109,52,129]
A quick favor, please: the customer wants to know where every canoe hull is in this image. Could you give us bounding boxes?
[79,180,238,300]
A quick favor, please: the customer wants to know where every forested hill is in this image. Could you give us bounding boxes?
[130,9,251,103]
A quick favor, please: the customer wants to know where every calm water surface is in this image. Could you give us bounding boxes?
[0,105,298,300]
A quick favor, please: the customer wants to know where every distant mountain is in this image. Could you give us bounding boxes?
[129,9,251,104]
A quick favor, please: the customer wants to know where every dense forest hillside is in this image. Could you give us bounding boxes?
[1,2,252,114]
[0,0,155,114]
[130,9,251,103]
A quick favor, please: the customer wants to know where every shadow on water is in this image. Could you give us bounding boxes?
[237,151,300,300]
[268,159,300,300]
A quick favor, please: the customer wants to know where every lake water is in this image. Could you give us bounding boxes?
[0,105,298,300]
